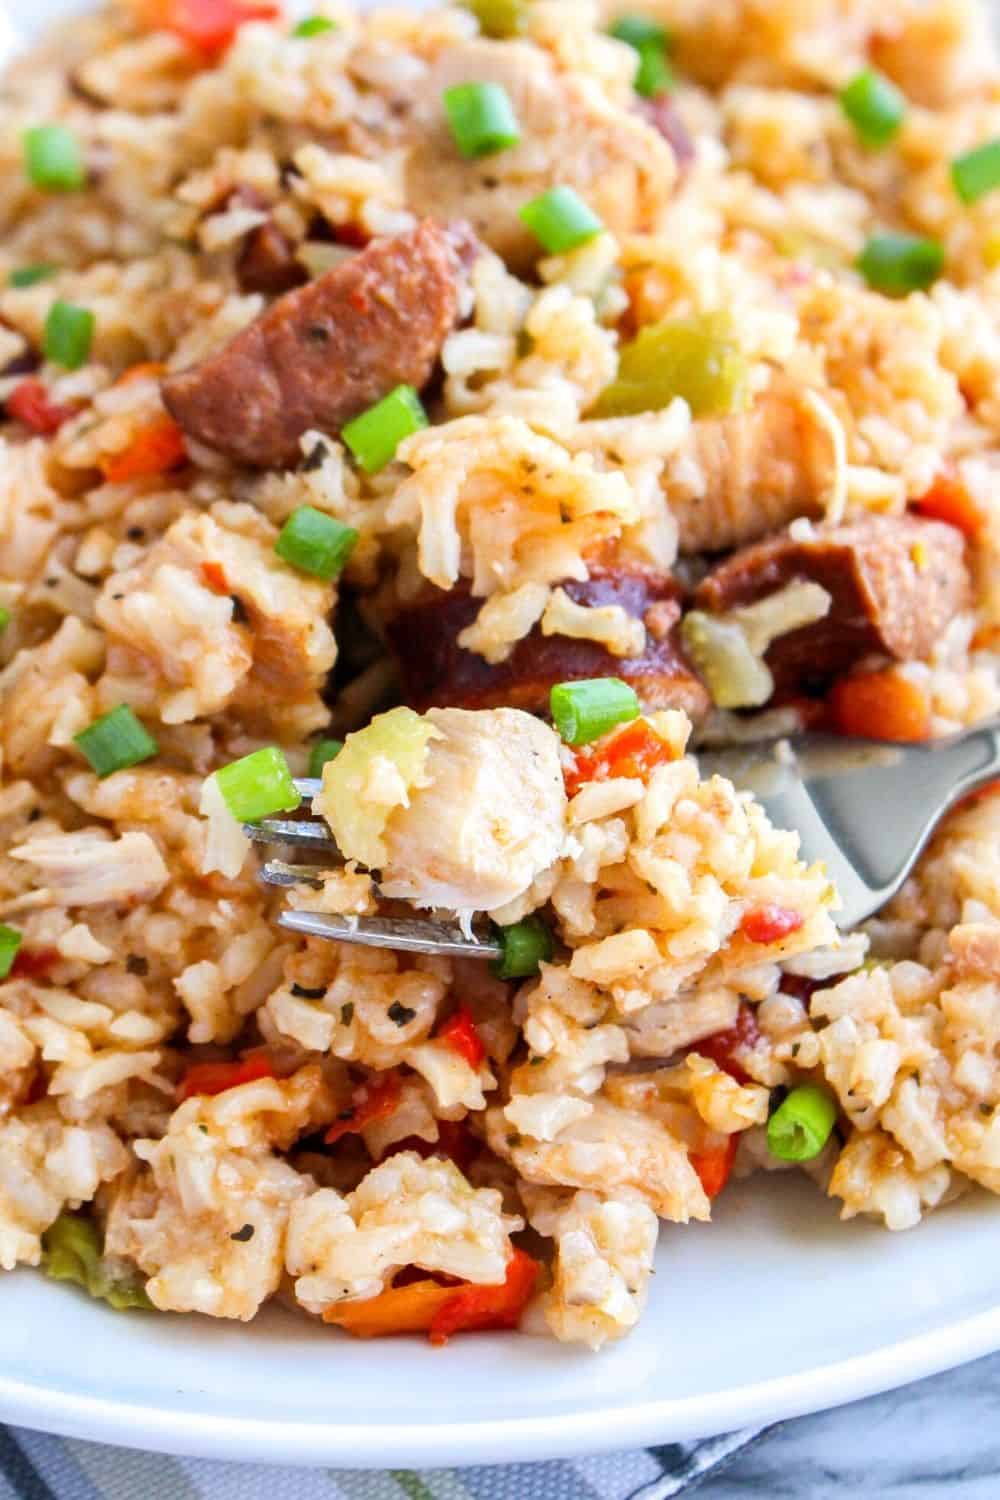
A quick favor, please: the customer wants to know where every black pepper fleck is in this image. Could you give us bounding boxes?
[387,1001,416,1027]
[341,1002,354,1024]
[301,441,328,473]
[292,983,326,999]
[230,1224,255,1242]
[306,323,330,343]
[126,526,145,541]
[126,954,149,976]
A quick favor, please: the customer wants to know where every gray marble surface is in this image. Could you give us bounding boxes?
[697,1355,997,1497]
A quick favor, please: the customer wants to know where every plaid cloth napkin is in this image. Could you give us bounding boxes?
[0,1424,764,1499]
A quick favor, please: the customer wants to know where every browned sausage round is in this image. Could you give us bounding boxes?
[387,569,710,721]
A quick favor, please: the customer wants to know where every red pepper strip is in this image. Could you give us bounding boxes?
[325,1071,402,1145]
[915,473,985,540]
[429,1248,541,1346]
[691,1003,761,1085]
[99,414,186,484]
[830,671,931,744]
[565,719,678,798]
[150,0,282,56]
[177,1052,275,1102]
[323,1278,457,1339]
[689,1135,739,1200]
[436,1007,486,1070]
[740,904,805,946]
[6,378,76,435]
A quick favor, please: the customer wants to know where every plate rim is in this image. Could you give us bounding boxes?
[3,1303,1000,1465]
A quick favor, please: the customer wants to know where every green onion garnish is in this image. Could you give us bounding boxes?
[610,16,674,98]
[23,125,86,193]
[460,0,527,38]
[634,40,674,98]
[275,505,358,580]
[0,607,10,633]
[44,300,94,370]
[444,81,521,159]
[491,915,553,979]
[609,15,670,49]
[9,264,56,288]
[951,139,1000,205]
[341,384,428,473]
[519,186,605,255]
[74,705,158,778]
[0,924,22,980]
[309,737,344,777]
[293,14,337,35]
[767,1085,838,1162]
[857,233,944,296]
[549,677,640,746]
[838,68,905,149]
[215,747,301,823]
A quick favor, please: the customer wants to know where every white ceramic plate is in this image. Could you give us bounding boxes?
[5,0,1000,1468]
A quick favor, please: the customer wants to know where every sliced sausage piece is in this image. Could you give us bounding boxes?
[162,220,476,469]
[694,515,971,693]
[387,569,711,721]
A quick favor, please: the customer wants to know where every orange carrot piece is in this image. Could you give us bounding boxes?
[99,414,186,484]
[915,474,985,540]
[830,671,931,743]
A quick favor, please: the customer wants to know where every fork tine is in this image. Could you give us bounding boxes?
[260,860,325,889]
[243,818,341,851]
[278,908,504,960]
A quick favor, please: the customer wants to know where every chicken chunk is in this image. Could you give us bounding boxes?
[402,39,677,272]
[664,386,840,553]
[315,706,567,914]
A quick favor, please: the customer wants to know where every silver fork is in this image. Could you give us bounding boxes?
[246,722,1000,956]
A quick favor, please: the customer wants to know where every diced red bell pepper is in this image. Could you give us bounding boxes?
[6,378,76,435]
[325,1070,402,1145]
[98,414,186,484]
[830,671,931,744]
[689,1134,739,1200]
[10,946,60,980]
[177,1051,275,1101]
[387,1120,478,1173]
[200,560,231,595]
[740,904,805,946]
[565,719,678,797]
[148,0,282,57]
[436,1007,486,1070]
[322,1248,540,1344]
[915,473,985,540]
[691,1003,761,1085]
[429,1248,541,1346]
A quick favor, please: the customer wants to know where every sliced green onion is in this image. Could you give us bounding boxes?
[491,915,553,980]
[549,677,640,746]
[0,607,9,633]
[838,68,905,149]
[275,505,358,579]
[341,384,428,473]
[293,14,337,35]
[520,186,605,255]
[857,233,944,296]
[634,40,674,98]
[23,125,86,193]
[444,82,521,159]
[0,924,22,980]
[43,300,94,370]
[951,139,1000,205]
[460,0,528,38]
[74,705,158,778]
[215,746,301,823]
[309,737,344,778]
[42,1211,154,1311]
[609,15,671,49]
[9,264,56,288]
[767,1085,838,1162]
